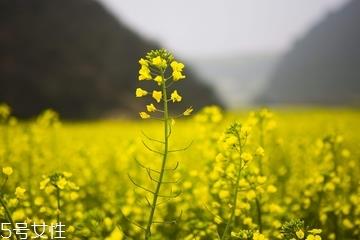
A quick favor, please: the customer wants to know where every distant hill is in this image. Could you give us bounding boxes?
[0,0,221,119]
[257,0,360,106]
[189,54,279,107]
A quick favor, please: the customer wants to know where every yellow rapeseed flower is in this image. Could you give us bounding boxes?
[296,229,305,239]
[172,70,185,81]
[56,177,67,190]
[152,56,167,68]
[243,217,252,226]
[12,209,25,221]
[218,190,230,199]
[136,88,148,97]
[139,112,150,119]
[214,215,223,224]
[170,61,185,81]
[170,61,184,72]
[106,227,124,240]
[152,91,162,103]
[306,234,321,240]
[34,196,44,206]
[241,152,253,162]
[183,107,194,116]
[246,190,256,200]
[45,185,55,194]
[138,66,151,80]
[40,178,50,190]
[139,58,148,66]
[267,185,277,193]
[257,176,267,184]
[8,199,18,208]
[342,219,354,229]
[341,149,350,158]
[15,187,26,199]
[67,225,76,233]
[253,232,267,240]
[154,76,163,85]
[2,166,13,176]
[308,229,322,235]
[146,104,157,112]
[256,147,265,157]
[170,90,182,102]
[0,104,10,119]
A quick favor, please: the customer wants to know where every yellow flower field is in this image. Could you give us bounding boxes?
[0,50,359,239]
[1,105,359,239]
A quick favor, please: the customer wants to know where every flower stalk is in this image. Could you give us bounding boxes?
[221,124,249,240]
[144,68,170,240]
[132,49,192,239]
[56,186,61,223]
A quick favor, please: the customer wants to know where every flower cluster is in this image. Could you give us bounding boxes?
[40,172,79,193]
[281,219,322,240]
[135,49,192,119]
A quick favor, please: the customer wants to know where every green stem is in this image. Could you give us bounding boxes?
[145,70,169,240]
[56,187,61,223]
[255,197,263,233]
[259,119,264,175]
[0,197,19,240]
[256,119,264,232]
[221,132,243,240]
[27,152,34,210]
[331,143,338,173]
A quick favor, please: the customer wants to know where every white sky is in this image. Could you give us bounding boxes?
[99,0,349,58]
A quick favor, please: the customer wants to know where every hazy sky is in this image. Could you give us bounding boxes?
[99,0,349,58]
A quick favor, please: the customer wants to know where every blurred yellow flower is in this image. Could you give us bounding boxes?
[136,88,148,97]
[170,61,186,81]
[172,70,185,81]
[15,187,26,199]
[67,225,76,233]
[170,61,184,72]
[152,91,162,103]
[146,104,157,112]
[296,229,305,239]
[214,215,223,224]
[40,178,50,190]
[154,76,163,85]
[12,209,25,221]
[267,185,277,193]
[218,190,230,199]
[152,56,167,68]
[308,229,322,235]
[183,107,193,116]
[0,104,11,119]
[306,234,321,240]
[253,232,267,240]
[257,176,267,184]
[139,66,151,80]
[241,152,253,162]
[246,190,256,200]
[2,166,13,176]
[256,146,265,157]
[56,177,67,190]
[139,58,148,66]
[139,112,150,119]
[171,90,182,102]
